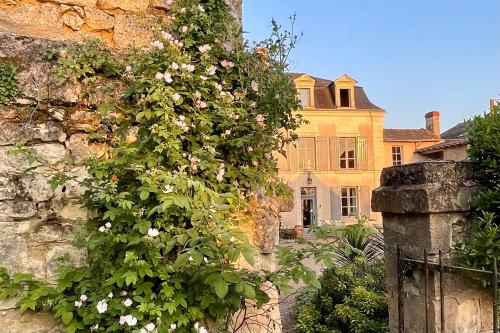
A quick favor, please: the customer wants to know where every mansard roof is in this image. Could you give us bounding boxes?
[289,73,382,110]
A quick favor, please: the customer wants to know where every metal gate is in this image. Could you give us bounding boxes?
[396,245,498,333]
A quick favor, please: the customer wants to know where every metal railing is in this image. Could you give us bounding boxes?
[396,245,498,333]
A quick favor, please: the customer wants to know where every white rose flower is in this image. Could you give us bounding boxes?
[146,323,156,332]
[148,228,160,237]
[105,222,112,229]
[123,298,133,307]
[74,300,83,308]
[155,72,164,80]
[96,299,108,313]
[172,93,181,102]
[80,294,88,302]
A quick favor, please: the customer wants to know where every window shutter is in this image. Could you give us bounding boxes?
[287,142,298,172]
[360,186,371,218]
[357,137,368,170]
[316,137,329,171]
[329,137,340,171]
[277,149,289,171]
[330,186,342,221]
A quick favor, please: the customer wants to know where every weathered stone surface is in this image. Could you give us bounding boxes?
[1,310,63,333]
[18,169,59,202]
[113,13,156,48]
[372,161,482,214]
[97,0,150,12]
[0,176,16,200]
[0,3,62,29]
[62,11,84,30]
[374,161,493,333]
[151,0,170,10]
[46,244,87,278]
[0,221,31,236]
[0,236,45,278]
[31,223,74,243]
[41,0,97,7]
[84,7,114,31]
[0,201,37,221]
[0,122,66,146]
[58,200,87,221]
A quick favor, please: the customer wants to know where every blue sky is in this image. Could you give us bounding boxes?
[243,0,500,130]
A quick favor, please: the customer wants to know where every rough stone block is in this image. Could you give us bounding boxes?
[84,7,114,31]
[1,310,63,333]
[0,201,37,221]
[0,121,66,146]
[97,0,150,12]
[62,11,85,30]
[0,236,45,278]
[113,13,156,48]
[40,0,97,7]
[372,161,482,214]
[46,244,87,279]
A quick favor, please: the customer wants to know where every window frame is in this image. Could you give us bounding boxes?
[392,146,403,165]
[297,137,316,171]
[298,88,312,108]
[339,88,351,108]
[339,137,357,170]
[341,187,358,218]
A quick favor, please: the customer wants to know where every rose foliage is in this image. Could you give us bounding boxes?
[0,0,324,332]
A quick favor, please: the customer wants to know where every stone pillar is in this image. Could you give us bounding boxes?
[372,161,493,333]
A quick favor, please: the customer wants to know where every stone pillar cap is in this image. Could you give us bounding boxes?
[372,161,483,214]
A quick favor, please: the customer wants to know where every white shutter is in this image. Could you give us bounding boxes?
[330,186,342,221]
[316,137,329,171]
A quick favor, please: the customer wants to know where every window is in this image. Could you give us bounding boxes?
[298,137,316,170]
[339,89,350,107]
[392,146,402,165]
[341,187,358,217]
[339,137,356,169]
[298,88,312,107]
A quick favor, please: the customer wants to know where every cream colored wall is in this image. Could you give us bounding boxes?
[443,145,468,161]
[277,109,385,228]
[383,141,440,166]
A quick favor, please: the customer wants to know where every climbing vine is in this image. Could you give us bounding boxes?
[0,1,324,332]
[0,61,19,105]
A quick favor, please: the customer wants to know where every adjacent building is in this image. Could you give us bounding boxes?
[383,111,442,166]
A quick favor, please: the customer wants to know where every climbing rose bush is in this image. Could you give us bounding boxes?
[0,0,312,332]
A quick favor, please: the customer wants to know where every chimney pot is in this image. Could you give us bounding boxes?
[425,111,441,138]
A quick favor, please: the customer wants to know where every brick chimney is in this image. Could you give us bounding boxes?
[425,111,440,138]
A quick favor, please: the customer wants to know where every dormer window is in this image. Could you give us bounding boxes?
[340,89,350,108]
[334,74,357,109]
[298,88,312,107]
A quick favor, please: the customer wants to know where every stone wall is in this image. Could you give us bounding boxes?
[372,161,493,333]
[0,2,274,333]
[0,0,242,48]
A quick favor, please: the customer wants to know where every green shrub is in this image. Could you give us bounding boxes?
[294,259,388,333]
[0,62,19,105]
[456,107,500,271]
[466,107,500,216]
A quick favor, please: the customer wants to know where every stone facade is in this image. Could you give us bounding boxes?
[0,2,280,333]
[0,0,243,48]
[372,161,493,333]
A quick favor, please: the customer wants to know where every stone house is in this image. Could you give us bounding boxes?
[277,73,386,228]
[277,75,447,230]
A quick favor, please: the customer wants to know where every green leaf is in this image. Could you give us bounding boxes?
[61,311,73,325]
[140,191,150,200]
[214,278,228,299]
